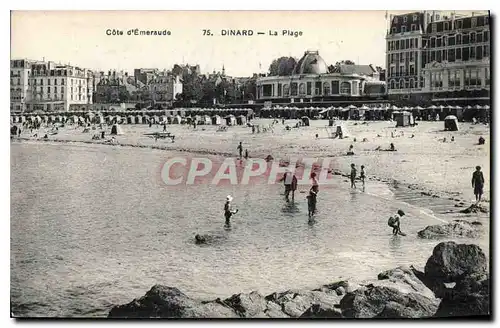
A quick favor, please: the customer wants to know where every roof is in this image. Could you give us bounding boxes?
[293,51,328,75]
[339,64,376,76]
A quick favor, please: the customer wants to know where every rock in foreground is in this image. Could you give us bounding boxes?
[109,242,489,319]
[417,220,483,239]
[460,204,489,214]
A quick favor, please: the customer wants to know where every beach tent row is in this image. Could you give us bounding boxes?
[10,114,248,126]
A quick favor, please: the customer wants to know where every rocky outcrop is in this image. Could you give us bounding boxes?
[425,241,487,284]
[109,242,489,319]
[460,204,489,214]
[417,220,483,239]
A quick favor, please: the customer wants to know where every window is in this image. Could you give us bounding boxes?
[390,67,395,77]
[405,39,409,48]
[40,79,43,85]
[403,16,408,23]
[340,82,351,95]
[463,33,469,44]
[71,95,73,101]
[456,34,462,44]
[409,79,415,88]
[432,24,437,33]
[359,82,363,95]
[400,40,405,49]
[431,37,436,48]
[290,82,298,96]
[392,27,396,33]
[410,39,414,48]
[390,80,395,89]
[471,17,477,28]
[436,14,440,20]
[483,44,489,57]
[444,22,449,30]
[315,82,322,95]
[401,26,406,33]
[431,51,436,61]
[410,65,415,75]
[277,83,282,97]
[485,16,489,25]
[477,32,483,43]
[456,48,462,60]
[394,17,398,24]
[48,79,51,85]
[437,37,442,47]
[443,49,447,61]
[306,82,312,95]
[470,46,476,59]
[55,79,58,85]
[449,35,456,46]
[331,81,339,94]
[485,68,490,85]
[350,81,358,95]
[410,52,415,61]
[322,82,330,95]
[400,53,404,62]
[476,46,483,60]
[462,47,469,61]
[436,51,442,62]
[484,30,489,42]
[400,79,405,89]
[283,84,289,96]
[391,53,395,63]
[298,83,305,96]
[395,41,399,50]
[48,86,51,93]
[411,24,416,31]
[448,48,455,62]
[456,20,462,29]
[62,79,65,85]
[413,14,418,21]
[443,36,447,46]
[471,32,476,43]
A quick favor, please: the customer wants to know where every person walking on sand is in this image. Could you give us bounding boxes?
[280,169,298,202]
[244,149,249,160]
[237,142,243,159]
[472,166,485,204]
[388,210,406,236]
[350,164,357,189]
[224,195,238,226]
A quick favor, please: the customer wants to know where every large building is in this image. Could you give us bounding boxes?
[256,51,386,104]
[10,59,94,112]
[386,11,490,105]
[148,74,183,104]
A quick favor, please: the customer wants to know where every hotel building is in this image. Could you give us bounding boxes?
[386,11,490,105]
[10,59,94,113]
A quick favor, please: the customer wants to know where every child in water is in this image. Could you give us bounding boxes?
[224,195,238,225]
[360,165,366,188]
[388,210,406,235]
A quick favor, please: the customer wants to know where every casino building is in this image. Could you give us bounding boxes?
[255,51,386,105]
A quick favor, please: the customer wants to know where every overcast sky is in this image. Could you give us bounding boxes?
[11,10,478,77]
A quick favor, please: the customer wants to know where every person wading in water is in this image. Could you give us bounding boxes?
[472,166,485,204]
[350,164,357,189]
[388,210,406,236]
[224,195,238,226]
[280,169,298,202]
[237,142,243,159]
[360,165,366,190]
[307,172,319,218]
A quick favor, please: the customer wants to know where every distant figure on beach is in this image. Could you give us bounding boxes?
[280,169,298,202]
[347,144,354,156]
[163,123,167,132]
[350,164,357,188]
[410,134,415,138]
[388,210,406,236]
[237,142,243,159]
[282,118,285,125]
[315,134,319,139]
[360,165,366,189]
[451,136,455,142]
[43,134,48,140]
[149,121,152,128]
[472,166,485,204]
[18,128,22,136]
[244,149,249,160]
[252,125,256,134]
[478,136,485,145]
[101,131,105,139]
[390,143,395,151]
[224,195,238,226]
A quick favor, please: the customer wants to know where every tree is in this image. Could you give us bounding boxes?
[268,57,297,76]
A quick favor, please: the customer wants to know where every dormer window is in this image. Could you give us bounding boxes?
[471,17,477,28]
[432,23,437,33]
[394,17,398,24]
[403,16,408,23]
[401,26,407,33]
[413,14,418,22]
[436,14,440,21]
[456,20,462,29]
[444,22,449,30]
[485,16,489,25]
[392,27,396,33]
[411,24,417,31]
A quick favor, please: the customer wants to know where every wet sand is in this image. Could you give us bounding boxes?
[14,119,490,204]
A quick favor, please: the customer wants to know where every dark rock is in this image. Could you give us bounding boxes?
[340,285,439,318]
[108,285,238,318]
[434,273,490,317]
[300,303,342,318]
[432,194,440,198]
[335,287,345,296]
[421,191,432,196]
[376,266,436,299]
[424,242,487,285]
[223,291,268,318]
[417,221,483,239]
[265,289,342,318]
[460,204,489,214]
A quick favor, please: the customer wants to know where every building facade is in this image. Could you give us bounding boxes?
[386,11,490,105]
[148,74,183,104]
[256,51,386,104]
[10,59,94,112]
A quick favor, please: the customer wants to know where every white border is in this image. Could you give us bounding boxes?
[3,1,498,328]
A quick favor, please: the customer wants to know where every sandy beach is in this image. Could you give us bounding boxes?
[16,119,490,204]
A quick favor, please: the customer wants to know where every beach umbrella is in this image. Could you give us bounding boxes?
[402,106,410,111]
[483,105,490,110]
[390,105,399,110]
[465,105,473,110]
[414,106,424,110]
[427,105,437,109]
[360,105,370,110]
[474,105,483,110]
